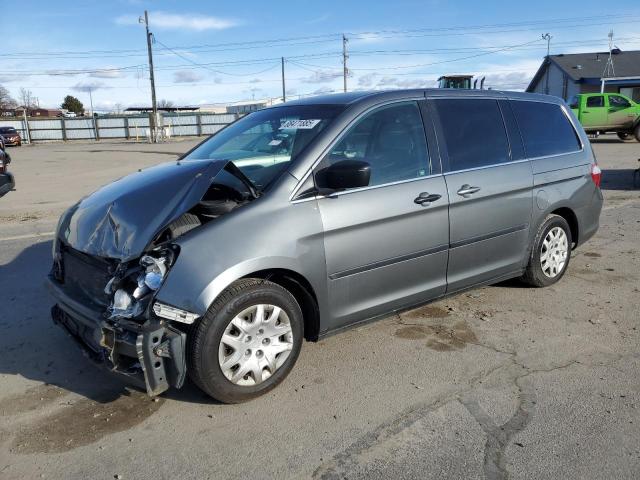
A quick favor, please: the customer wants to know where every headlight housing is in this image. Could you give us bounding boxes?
[106,247,177,319]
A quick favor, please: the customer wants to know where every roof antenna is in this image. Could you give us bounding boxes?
[603,30,616,78]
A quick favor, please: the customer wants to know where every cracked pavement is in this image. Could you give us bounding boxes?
[0,138,639,479]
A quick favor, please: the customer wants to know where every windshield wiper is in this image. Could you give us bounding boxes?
[223,161,260,199]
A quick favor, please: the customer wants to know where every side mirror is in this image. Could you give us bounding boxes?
[316,160,371,192]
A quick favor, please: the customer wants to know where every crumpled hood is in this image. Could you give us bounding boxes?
[58,159,226,261]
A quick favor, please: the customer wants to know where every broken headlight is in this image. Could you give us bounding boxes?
[106,248,176,319]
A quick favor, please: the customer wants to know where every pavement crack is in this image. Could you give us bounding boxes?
[312,361,513,479]
[460,367,535,480]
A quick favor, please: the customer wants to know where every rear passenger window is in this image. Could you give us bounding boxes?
[586,96,604,108]
[609,95,631,108]
[511,101,581,158]
[434,99,510,171]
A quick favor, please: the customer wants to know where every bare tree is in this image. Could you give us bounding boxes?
[0,85,17,109]
[19,88,37,108]
[157,99,175,109]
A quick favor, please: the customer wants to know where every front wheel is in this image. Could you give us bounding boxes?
[187,278,303,403]
[521,214,572,287]
[634,124,640,142]
[617,131,636,142]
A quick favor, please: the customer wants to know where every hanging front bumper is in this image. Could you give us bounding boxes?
[48,276,187,396]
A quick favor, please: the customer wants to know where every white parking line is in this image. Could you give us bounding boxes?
[0,231,55,242]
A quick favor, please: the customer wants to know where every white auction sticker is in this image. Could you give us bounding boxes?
[280,119,321,130]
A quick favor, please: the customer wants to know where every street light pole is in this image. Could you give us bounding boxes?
[141,10,158,142]
[542,33,552,95]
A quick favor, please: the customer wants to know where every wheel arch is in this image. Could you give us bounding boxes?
[243,269,320,342]
[549,206,579,247]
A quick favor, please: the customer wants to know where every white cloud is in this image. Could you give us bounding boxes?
[173,70,204,83]
[300,70,343,84]
[115,11,239,31]
[72,81,108,92]
[375,76,436,89]
[89,67,126,79]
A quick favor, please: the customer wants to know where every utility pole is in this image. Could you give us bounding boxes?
[88,87,98,140]
[140,10,158,142]
[542,33,552,95]
[342,34,349,93]
[281,57,286,103]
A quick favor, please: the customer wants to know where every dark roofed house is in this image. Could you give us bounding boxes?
[526,50,640,102]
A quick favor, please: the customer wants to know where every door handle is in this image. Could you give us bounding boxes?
[457,184,481,198]
[414,192,441,205]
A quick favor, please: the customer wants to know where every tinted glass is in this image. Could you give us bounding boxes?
[511,101,581,158]
[186,105,343,190]
[586,96,604,108]
[319,101,429,187]
[609,95,631,108]
[568,96,579,109]
[434,99,509,171]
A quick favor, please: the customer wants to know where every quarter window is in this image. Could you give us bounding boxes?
[609,95,631,108]
[318,101,430,188]
[434,99,510,171]
[511,101,581,158]
[586,96,604,108]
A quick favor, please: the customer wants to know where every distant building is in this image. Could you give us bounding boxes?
[225,101,268,114]
[527,50,640,102]
[9,107,64,118]
[124,106,200,114]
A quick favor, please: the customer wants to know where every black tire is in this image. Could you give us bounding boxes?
[617,131,635,142]
[521,214,572,287]
[166,213,201,239]
[187,278,303,403]
[634,123,640,142]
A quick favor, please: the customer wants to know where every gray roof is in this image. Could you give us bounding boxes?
[527,50,640,91]
[551,50,640,80]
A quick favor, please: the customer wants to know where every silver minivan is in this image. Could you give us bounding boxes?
[49,89,603,402]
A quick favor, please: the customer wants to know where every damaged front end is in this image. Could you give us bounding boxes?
[48,159,250,396]
[49,241,195,396]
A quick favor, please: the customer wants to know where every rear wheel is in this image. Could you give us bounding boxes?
[617,131,636,142]
[634,124,640,142]
[188,278,303,403]
[521,214,572,287]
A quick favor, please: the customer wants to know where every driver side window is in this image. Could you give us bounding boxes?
[318,101,430,188]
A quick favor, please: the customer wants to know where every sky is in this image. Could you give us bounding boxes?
[1,0,639,112]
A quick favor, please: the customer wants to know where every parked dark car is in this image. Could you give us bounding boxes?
[49,89,603,403]
[0,138,15,198]
[0,126,22,146]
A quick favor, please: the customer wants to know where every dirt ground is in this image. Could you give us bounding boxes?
[0,137,638,480]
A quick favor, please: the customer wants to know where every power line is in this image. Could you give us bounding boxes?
[3,13,639,60]
[349,38,545,71]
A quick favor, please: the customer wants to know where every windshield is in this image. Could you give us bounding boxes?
[0,128,17,134]
[185,105,344,190]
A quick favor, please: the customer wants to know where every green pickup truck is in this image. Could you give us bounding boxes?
[569,93,640,142]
